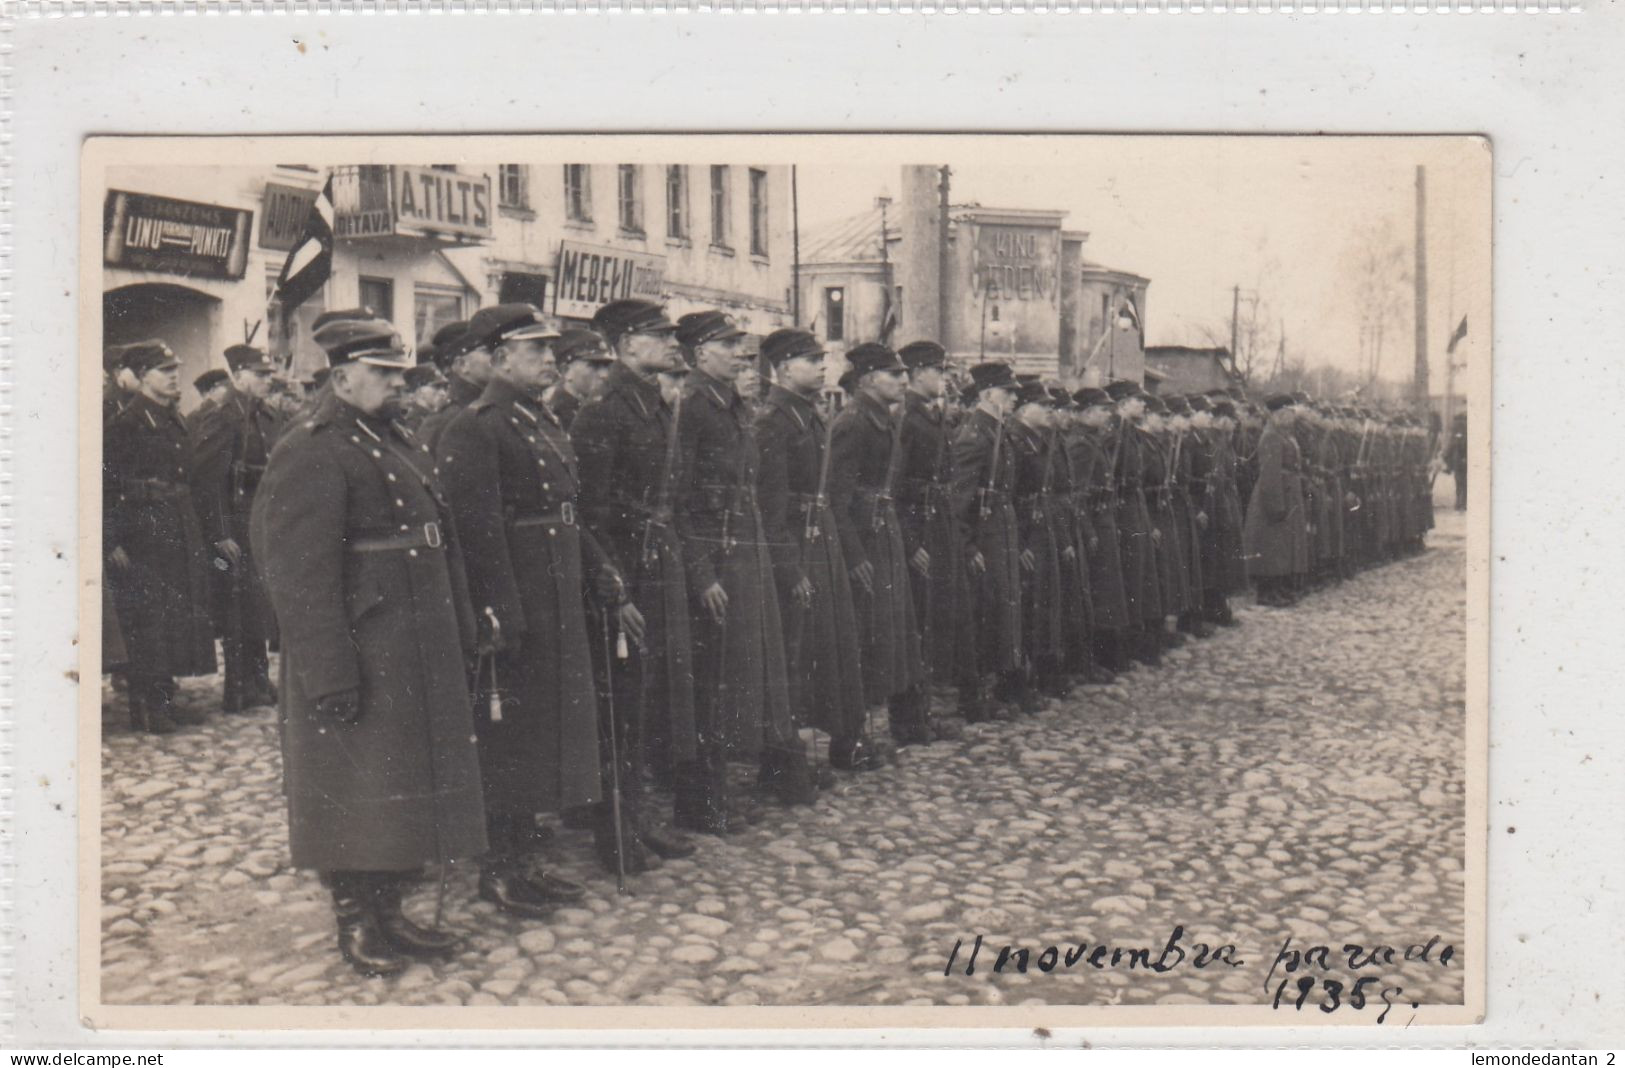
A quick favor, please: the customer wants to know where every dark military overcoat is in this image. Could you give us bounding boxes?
[952,408,1023,674]
[1242,421,1308,580]
[1066,426,1130,632]
[572,362,697,768]
[830,390,926,704]
[1010,420,1066,664]
[1114,426,1165,626]
[897,390,975,684]
[250,394,487,872]
[438,378,603,816]
[105,393,217,678]
[188,388,282,638]
[676,371,793,755]
[754,386,867,740]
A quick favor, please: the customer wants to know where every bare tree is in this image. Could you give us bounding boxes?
[1343,217,1411,387]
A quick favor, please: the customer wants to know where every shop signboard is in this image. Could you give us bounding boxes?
[259,182,320,251]
[391,165,492,240]
[104,190,253,280]
[970,224,1060,304]
[553,240,667,319]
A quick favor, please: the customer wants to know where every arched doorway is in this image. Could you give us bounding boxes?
[104,283,221,409]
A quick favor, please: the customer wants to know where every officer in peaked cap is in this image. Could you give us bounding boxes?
[105,339,218,735]
[188,342,287,716]
[437,302,666,894]
[671,308,815,830]
[191,369,231,420]
[417,317,486,453]
[548,328,616,433]
[895,340,980,725]
[571,298,701,852]
[1065,385,1133,673]
[951,361,1026,718]
[400,363,449,434]
[828,342,936,750]
[753,329,878,778]
[251,316,486,977]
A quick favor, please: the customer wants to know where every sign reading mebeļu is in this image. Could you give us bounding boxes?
[104,190,253,280]
[553,240,667,319]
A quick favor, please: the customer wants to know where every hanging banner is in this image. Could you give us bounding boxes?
[103,190,253,280]
[259,182,321,251]
[553,240,667,319]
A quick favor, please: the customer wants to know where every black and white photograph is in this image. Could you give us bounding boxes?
[83,134,1488,1026]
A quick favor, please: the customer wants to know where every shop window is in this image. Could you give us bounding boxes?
[824,287,845,342]
[564,165,593,223]
[414,287,466,351]
[265,270,328,379]
[666,165,690,241]
[359,276,394,323]
[499,165,529,210]
[498,271,548,309]
[749,168,769,257]
[617,164,644,235]
[710,166,731,248]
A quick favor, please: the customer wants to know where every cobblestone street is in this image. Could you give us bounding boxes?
[99,510,1468,1011]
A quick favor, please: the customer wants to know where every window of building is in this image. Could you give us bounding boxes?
[824,287,845,342]
[498,271,548,309]
[498,165,529,210]
[414,286,467,351]
[617,164,644,235]
[358,276,394,323]
[749,168,769,257]
[563,165,593,223]
[666,165,690,241]
[265,269,328,379]
[710,165,731,248]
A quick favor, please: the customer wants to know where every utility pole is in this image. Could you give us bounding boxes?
[1230,284,1240,376]
[1413,165,1430,412]
[791,164,801,327]
[938,165,952,350]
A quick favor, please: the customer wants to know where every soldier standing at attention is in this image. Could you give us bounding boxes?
[105,341,218,734]
[952,362,1030,718]
[896,340,979,728]
[753,328,877,774]
[1106,381,1166,668]
[188,343,284,715]
[251,316,487,977]
[829,343,935,749]
[399,362,449,435]
[188,369,231,432]
[1008,378,1067,701]
[572,300,705,841]
[674,310,816,824]
[1068,387,1133,673]
[1242,393,1308,607]
[439,303,664,893]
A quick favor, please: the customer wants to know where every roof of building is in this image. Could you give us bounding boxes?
[1146,345,1233,361]
[800,206,900,266]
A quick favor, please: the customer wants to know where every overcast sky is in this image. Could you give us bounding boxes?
[795,138,1490,391]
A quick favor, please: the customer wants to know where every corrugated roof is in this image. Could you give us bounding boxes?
[800,206,899,266]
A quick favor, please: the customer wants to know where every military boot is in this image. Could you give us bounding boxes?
[371,875,460,960]
[329,873,409,978]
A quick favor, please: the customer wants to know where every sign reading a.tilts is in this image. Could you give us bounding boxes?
[554,240,667,319]
[103,190,253,280]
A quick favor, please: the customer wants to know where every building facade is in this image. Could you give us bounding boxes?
[101,162,794,409]
[797,165,1150,387]
[1143,345,1238,396]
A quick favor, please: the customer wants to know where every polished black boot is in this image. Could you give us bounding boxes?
[887,689,936,746]
[829,734,883,771]
[128,680,178,736]
[638,821,697,859]
[672,758,740,836]
[478,861,559,920]
[330,873,409,977]
[372,875,460,959]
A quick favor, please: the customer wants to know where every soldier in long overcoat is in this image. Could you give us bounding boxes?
[1190,395,1248,625]
[1165,397,1211,638]
[251,317,487,977]
[895,342,979,723]
[1242,394,1308,606]
[1068,387,1132,672]
[753,330,875,772]
[952,363,1030,716]
[830,343,934,745]
[1009,380,1068,699]
[416,320,485,453]
[673,311,814,829]
[439,304,664,894]
[1106,381,1166,666]
[188,344,284,715]
[105,341,217,733]
[573,300,701,851]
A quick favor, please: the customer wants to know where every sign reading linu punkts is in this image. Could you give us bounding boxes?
[554,240,667,319]
[103,190,253,280]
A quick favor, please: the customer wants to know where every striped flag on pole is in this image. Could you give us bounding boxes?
[1446,314,1468,354]
[273,174,334,314]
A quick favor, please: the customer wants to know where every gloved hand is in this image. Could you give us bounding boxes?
[316,689,361,725]
[594,566,628,606]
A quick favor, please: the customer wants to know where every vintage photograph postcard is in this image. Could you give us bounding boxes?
[80,133,1488,1030]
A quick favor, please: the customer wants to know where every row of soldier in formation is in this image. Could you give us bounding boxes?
[100,298,1436,977]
